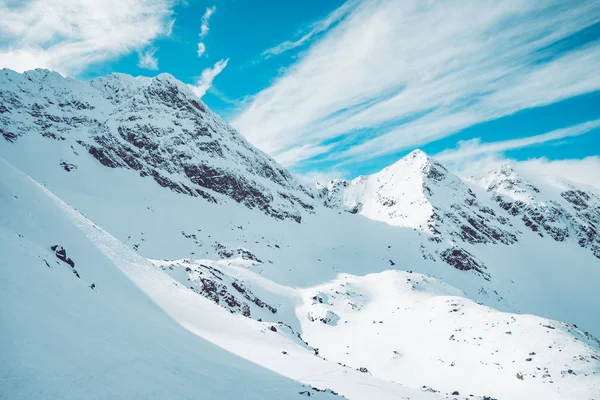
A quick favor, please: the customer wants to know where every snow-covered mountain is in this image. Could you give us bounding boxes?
[0,68,314,222]
[316,150,518,246]
[469,164,600,259]
[317,149,600,261]
[1,69,599,400]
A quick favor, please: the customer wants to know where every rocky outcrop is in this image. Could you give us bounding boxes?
[440,247,489,280]
[156,260,278,318]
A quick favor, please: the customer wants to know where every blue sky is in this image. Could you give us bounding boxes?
[1,0,600,183]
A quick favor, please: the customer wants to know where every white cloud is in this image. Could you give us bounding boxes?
[165,18,176,36]
[435,120,600,161]
[442,152,600,191]
[516,157,600,190]
[262,0,359,59]
[137,47,159,70]
[197,42,206,57]
[197,6,215,58]
[0,0,174,76]
[275,143,335,167]
[188,58,229,98]
[429,121,600,190]
[200,6,216,38]
[232,0,600,167]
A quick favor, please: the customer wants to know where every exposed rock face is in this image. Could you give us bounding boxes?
[0,68,314,222]
[50,245,80,278]
[440,247,489,280]
[156,259,278,318]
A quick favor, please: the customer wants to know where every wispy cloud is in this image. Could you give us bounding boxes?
[432,120,600,190]
[261,0,359,59]
[516,156,600,190]
[197,42,206,57]
[0,0,174,76]
[275,143,335,167]
[435,120,600,161]
[200,6,216,38]
[188,58,229,98]
[233,0,600,167]
[137,47,159,70]
[197,5,216,58]
[445,152,600,191]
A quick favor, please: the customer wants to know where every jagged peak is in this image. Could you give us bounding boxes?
[470,163,517,182]
[407,148,430,160]
[497,163,516,177]
[474,163,541,197]
[154,72,178,82]
[88,72,197,104]
[388,149,439,170]
[376,149,450,185]
[146,72,201,102]
[22,68,64,80]
[0,68,71,86]
[90,72,152,86]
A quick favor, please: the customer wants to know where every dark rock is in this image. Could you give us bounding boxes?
[440,247,489,279]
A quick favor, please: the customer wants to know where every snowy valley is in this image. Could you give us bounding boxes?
[1,68,599,400]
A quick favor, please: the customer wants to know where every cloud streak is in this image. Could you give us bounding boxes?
[200,6,216,38]
[432,120,600,190]
[0,0,174,76]
[516,156,600,190]
[197,5,216,58]
[232,0,600,168]
[197,42,206,57]
[188,58,229,98]
[435,119,600,161]
[261,0,360,59]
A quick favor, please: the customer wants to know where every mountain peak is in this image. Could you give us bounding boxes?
[154,72,180,85]
[407,148,429,159]
[387,149,451,184]
[22,68,64,80]
[379,149,433,177]
[498,163,516,177]
[145,72,201,104]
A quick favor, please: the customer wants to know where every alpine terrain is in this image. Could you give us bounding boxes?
[1,68,599,400]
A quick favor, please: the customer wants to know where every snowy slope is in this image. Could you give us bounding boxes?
[1,68,600,399]
[0,157,447,400]
[0,158,342,400]
[297,270,600,399]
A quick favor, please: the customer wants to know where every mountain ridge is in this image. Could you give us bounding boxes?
[0,68,315,222]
